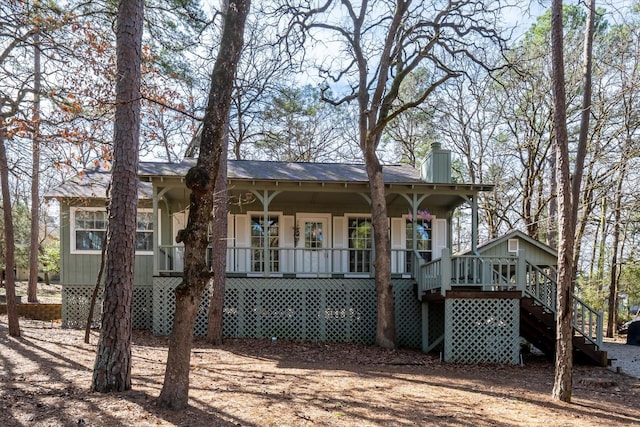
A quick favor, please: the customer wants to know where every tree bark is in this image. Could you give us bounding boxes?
[28,30,41,303]
[363,144,395,348]
[207,142,228,345]
[0,116,20,337]
[550,0,588,403]
[606,178,623,337]
[92,0,144,393]
[157,0,249,409]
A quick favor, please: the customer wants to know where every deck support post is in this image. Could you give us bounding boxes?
[421,302,429,352]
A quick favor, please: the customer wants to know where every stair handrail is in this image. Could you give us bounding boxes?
[415,251,442,296]
[524,262,603,348]
[573,293,604,348]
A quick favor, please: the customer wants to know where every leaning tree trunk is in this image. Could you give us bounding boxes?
[157,0,250,410]
[92,0,144,392]
[0,116,20,337]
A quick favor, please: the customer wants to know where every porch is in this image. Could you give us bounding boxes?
[61,245,606,366]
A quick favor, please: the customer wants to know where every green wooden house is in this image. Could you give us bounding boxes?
[46,144,606,366]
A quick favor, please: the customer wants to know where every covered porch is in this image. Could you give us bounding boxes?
[140,158,491,280]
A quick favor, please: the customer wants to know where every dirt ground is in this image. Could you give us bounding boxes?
[1,282,639,426]
[0,316,638,427]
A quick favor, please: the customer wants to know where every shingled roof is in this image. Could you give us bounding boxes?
[44,167,153,200]
[138,158,424,184]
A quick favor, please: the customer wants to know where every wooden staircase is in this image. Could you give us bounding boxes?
[520,296,608,366]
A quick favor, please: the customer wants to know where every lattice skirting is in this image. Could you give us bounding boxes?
[152,277,421,349]
[61,284,153,330]
[444,298,520,364]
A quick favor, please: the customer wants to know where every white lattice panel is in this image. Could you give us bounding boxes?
[152,277,180,335]
[62,284,152,330]
[150,277,421,348]
[133,285,153,329]
[62,285,102,328]
[393,279,421,348]
[444,298,520,364]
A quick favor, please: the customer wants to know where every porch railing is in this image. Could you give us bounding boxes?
[157,245,414,277]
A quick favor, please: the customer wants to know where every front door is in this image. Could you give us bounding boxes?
[296,214,331,275]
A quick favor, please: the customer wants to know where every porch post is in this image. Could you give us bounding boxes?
[441,248,451,297]
[517,249,526,296]
[251,190,281,276]
[263,190,269,276]
[471,195,479,254]
[412,194,418,254]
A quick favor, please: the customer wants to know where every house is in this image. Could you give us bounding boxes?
[46,144,606,366]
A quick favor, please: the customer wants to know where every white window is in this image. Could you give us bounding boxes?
[71,207,154,254]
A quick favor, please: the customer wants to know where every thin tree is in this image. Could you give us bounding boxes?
[157,0,250,409]
[0,114,20,337]
[92,0,144,392]
[550,0,595,403]
[28,30,42,303]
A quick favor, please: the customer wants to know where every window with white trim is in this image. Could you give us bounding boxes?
[71,207,154,254]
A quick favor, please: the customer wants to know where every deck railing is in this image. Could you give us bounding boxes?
[417,250,525,295]
[416,251,602,347]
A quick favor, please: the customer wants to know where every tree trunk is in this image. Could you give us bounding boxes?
[0,116,20,337]
[92,0,144,393]
[207,142,228,345]
[28,31,42,303]
[363,143,395,349]
[607,146,628,337]
[550,0,573,403]
[547,138,557,248]
[157,0,249,410]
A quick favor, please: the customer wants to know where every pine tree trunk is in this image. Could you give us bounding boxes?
[92,0,144,392]
[157,0,249,409]
[550,0,573,403]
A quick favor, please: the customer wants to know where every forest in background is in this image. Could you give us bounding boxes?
[1,0,639,328]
